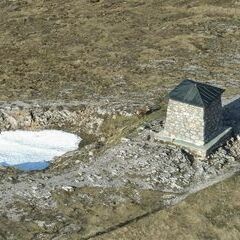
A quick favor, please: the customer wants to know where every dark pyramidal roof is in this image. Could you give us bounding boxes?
[169,79,225,107]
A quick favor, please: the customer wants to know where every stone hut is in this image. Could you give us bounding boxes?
[158,79,232,156]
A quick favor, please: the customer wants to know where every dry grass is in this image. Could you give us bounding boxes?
[100,109,163,145]
[94,174,240,240]
[0,0,239,102]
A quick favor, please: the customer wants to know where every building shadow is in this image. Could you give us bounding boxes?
[223,96,240,136]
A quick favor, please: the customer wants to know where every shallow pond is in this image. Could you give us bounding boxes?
[0,130,81,171]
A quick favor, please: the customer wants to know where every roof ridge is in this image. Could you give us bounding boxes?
[194,84,205,106]
[168,79,224,107]
[197,85,216,104]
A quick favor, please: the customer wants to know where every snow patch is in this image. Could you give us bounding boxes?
[0,130,81,171]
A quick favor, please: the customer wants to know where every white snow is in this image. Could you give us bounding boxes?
[0,130,81,171]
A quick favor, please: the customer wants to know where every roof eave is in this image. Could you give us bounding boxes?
[169,97,205,108]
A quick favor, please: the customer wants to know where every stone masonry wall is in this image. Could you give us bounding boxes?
[164,99,205,146]
[204,96,223,142]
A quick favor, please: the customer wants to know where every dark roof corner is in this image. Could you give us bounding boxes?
[169,79,225,107]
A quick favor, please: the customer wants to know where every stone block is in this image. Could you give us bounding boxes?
[156,127,232,157]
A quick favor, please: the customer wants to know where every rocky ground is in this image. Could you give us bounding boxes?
[0,95,239,239]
